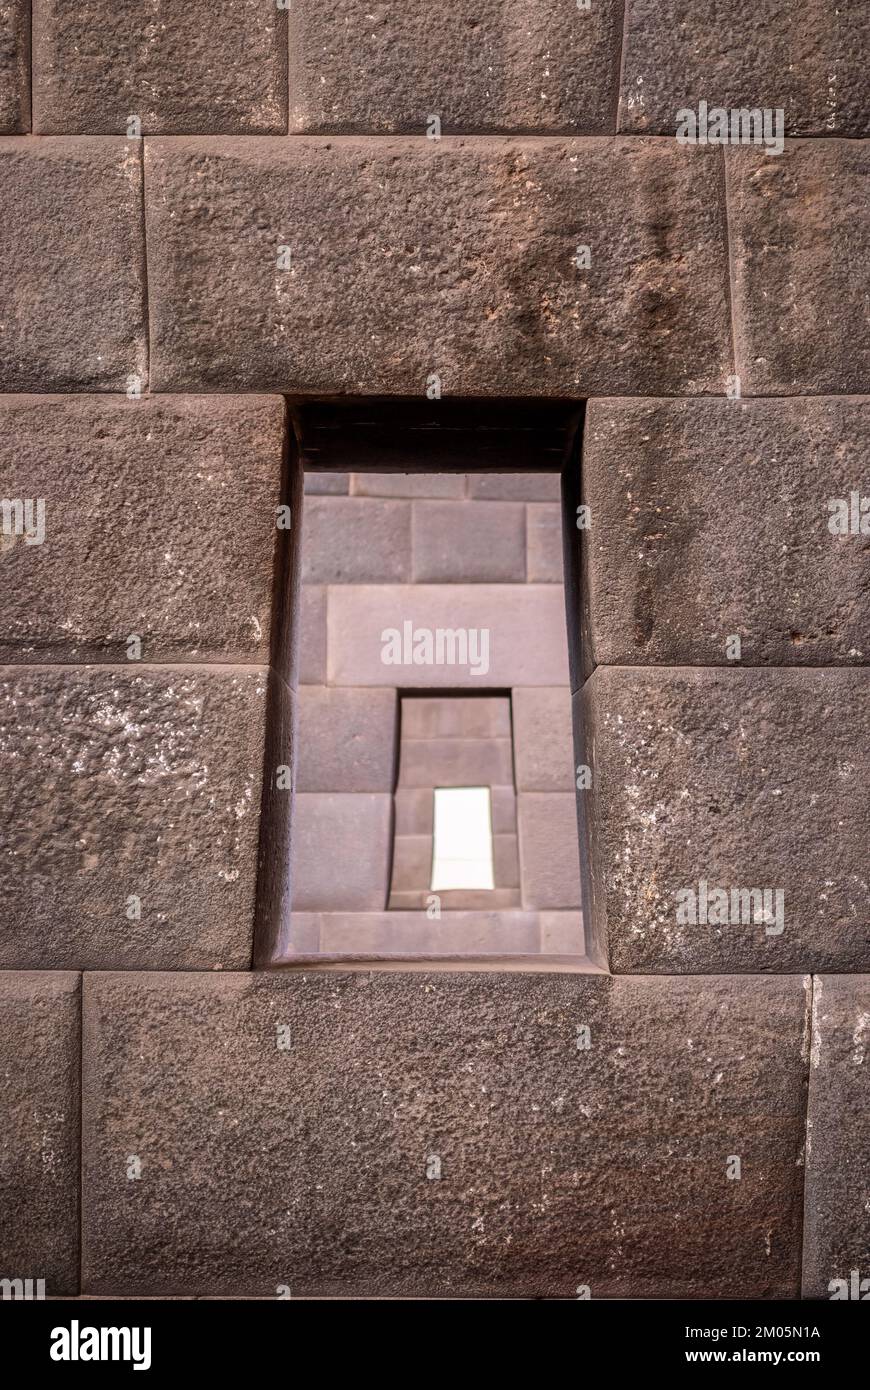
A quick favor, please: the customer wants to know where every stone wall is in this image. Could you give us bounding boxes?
[0,3,867,1299]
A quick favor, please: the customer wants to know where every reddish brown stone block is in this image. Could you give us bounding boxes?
[0,1,29,132]
[0,138,146,391]
[295,687,397,792]
[412,500,526,583]
[290,793,392,911]
[512,688,574,791]
[146,137,731,396]
[526,503,564,583]
[0,972,80,1294]
[517,792,582,909]
[298,586,327,685]
[0,666,268,969]
[81,971,807,1297]
[32,0,288,133]
[0,395,285,663]
[302,497,412,584]
[728,140,870,394]
[350,473,466,500]
[468,472,561,502]
[401,695,511,740]
[397,738,514,789]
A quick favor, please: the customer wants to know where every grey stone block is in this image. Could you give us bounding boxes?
[517,792,582,909]
[412,500,526,582]
[298,587,327,685]
[351,473,466,499]
[290,793,392,911]
[401,695,511,740]
[0,0,28,132]
[468,472,561,502]
[512,687,575,791]
[397,738,514,788]
[526,503,564,583]
[302,497,411,584]
[296,687,397,792]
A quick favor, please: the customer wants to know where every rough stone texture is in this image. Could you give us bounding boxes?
[517,793,582,909]
[412,500,526,583]
[728,140,870,395]
[302,497,411,584]
[0,972,80,1294]
[583,667,870,974]
[290,793,392,911]
[351,473,466,500]
[512,688,574,791]
[526,502,564,582]
[0,137,146,391]
[0,0,28,132]
[81,971,808,1297]
[288,1,622,135]
[619,0,870,137]
[32,0,288,134]
[328,584,569,687]
[581,397,870,668]
[802,975,870,1299]
[468,472,562,502]
[0,394,285,663]
[146,137,732,396]
[295,687,397,792]
[0,666,268,970]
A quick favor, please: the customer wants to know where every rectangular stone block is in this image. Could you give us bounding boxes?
[0,666,268,969]
[290,793,392,911]
[81,971,808,1297]
[540,911,586,955]
[583,667,870,973]
[512,687,575,791]
[0,394,285,663]
[328,585,569,687]
[0,138,146,391]
[0,972,80,1294]
[517,792,582,909]
[0,1,28,131]
[388,835,433,894]
[317,913,540,956]
[802,975,870,1299]
[303,472,349,495]
[350,473,466,500]
[468,472,561,502]
[288,1,622,134]
[728,141,870,394]
[32,0,288,133]
[582,397,870,667]
[302,496,411,584]
[619,0,870,137]
[397,738,514,788]
[526,503,564,583]
[298,586,327,685]
[295,687,397,792]
[412,500,526,583]
[401,695,511,740]
[146,137,731,396]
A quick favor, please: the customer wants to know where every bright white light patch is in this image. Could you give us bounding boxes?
[430,786,495,891]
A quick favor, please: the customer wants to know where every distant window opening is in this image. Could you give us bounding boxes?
[431,787,495,891]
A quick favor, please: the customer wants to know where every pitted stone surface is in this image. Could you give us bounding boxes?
[0,666,268,969]
[583,667,870,974]
[0,1,29,132]
[146,137,731,396]
[0,972,80,1294]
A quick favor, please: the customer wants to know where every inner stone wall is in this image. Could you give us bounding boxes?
[0,3,868,1300]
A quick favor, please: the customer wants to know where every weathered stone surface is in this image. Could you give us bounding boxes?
[512,687,574,791]
[290,793,392,911]
[412,500,526,583]
[351,473,466,500]
[802,975,870,1299]
[517,792,582,909]
[302,497,411,584]
[295,687,397,792]
[328,585,569,686]
[81,971,808,1297]
[0,972,80,1294]
[0,138,146,390]
[581,397,870,667]
[619,0,870,137]
[0,1,28,132]
[146,137,731,396]
[0,394,285,663]
[728,141,870,394]
[288,1,622,134]
[583,667,870,973]
[526,502,564,582]
[32,0,287,133]
[0,666,267,969]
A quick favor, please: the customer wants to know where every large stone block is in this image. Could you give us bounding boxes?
[0,666,268,969]
[32,0,287,133]
[81,971,808,1297]
[295,687,397,792]
[802,975,870,1299]
[0,138,146,391]
[0,1,29,132]
[728,141,870,394]
[517,792,582,909]
[468,472,561,502]
[145,137,731,396]
[0,972,80,1294]
[526,502,564,583]
[397,737,514,788]
[351,473,466,500]
[401,695,511,740]
[0,394,285,663]
[512,688,575,791]
[327,584,569,687]
[290,793,392,911]
[619,0,870,137]
[288,0,622,134]
[583,667,870,973]
[412,500,526,583]
[301,496,411,584]
[297,586,327,685]
[581,397,870,667]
